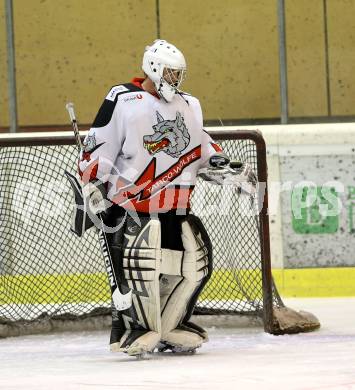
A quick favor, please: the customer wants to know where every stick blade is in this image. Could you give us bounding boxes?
[112,287,133,311]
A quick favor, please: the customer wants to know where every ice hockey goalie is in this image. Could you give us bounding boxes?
[75,39,256,356]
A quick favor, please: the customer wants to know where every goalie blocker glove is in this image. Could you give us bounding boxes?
[65,172,112,237]
[198,153,257,195]
[82,179,112,215]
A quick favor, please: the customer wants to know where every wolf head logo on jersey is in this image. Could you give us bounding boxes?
[83,134,97,152]
[143,111,190,158]
[81,133,105,162]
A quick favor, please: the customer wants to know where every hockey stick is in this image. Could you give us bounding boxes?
[65,102,132,311]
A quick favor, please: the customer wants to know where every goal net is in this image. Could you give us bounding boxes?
[0,130,319,337]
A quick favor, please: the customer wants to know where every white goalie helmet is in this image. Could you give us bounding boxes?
[142,39,187,102]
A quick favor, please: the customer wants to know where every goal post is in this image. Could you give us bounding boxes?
[0,130,320,337]
[201,129,274,332]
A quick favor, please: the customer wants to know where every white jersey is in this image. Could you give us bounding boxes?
[79,78,222,213]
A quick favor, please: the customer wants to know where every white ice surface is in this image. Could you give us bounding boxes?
[0,298,355,390]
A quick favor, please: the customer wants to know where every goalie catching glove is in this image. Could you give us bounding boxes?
[198,153,257,194]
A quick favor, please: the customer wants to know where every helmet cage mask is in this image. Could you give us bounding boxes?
[163,67,186,89]
[142,40,187,102]
[154,66,186,102]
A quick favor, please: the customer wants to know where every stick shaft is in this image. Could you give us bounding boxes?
[65,102,83,152]
[65,101,132,311]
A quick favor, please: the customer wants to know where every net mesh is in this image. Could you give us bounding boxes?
[0,134,282,327]
[192,138,281,314]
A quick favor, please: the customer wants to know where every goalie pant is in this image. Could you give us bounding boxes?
[102,205,213,355]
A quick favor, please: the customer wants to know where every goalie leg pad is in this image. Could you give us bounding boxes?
[178,215,213,343]
[176,321,209,342]
[159,273,204,350]
[181,214,213,326]
[160,215,211,348]
[113,215,162,355]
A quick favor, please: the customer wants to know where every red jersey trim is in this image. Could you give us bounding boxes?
[131,77,145,89]
[121,186,194,213]
[131,77,160,99]
[211,142,223,152]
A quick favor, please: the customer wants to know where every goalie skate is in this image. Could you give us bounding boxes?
[157,342,199,354]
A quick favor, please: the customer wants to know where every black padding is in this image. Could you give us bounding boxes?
[92,99,117,128]
[110,301,126,345]
[105,206,131,345]
[92,83,143,128]
[159,211,186,251]
[104,205,128,289]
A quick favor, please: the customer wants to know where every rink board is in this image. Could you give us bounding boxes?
[1,267,355,306]
[272,267,355,297]
[0,269,263,305]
